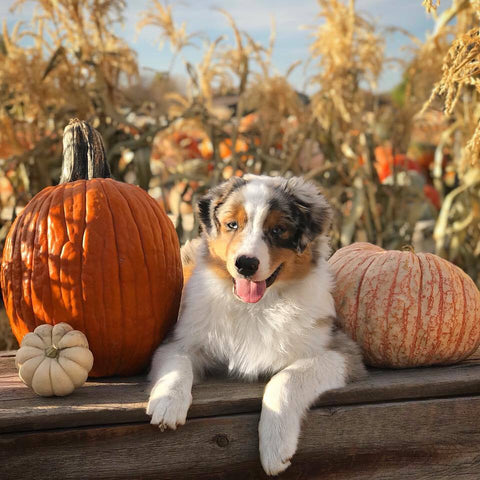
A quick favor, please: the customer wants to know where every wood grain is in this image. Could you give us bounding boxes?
[2,354,480,433]
[2,395,480,480]
[3,351,480,479]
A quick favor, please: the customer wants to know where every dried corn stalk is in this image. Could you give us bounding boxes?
[423,0,441,13]
[421,0,480,286]
[137,0,198,53]
[310,0,384,134]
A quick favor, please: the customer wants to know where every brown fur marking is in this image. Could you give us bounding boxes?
[271,245,314,283]
[206,200,247,279]
[263,209,314,282]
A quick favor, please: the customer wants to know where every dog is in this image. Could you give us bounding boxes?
[147,174,366,476]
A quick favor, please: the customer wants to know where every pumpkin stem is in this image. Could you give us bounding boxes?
[59,118,111,183]
[401,244,416,254]
[45,345,60,358]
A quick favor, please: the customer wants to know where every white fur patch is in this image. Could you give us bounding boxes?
[234,180,272,280]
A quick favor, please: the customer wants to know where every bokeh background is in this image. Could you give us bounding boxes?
[1,0,479,349]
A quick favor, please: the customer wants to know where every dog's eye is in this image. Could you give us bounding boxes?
[271,225,286,236]
[226,221,238,230]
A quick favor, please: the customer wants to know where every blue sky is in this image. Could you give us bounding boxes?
[4,0,448,93]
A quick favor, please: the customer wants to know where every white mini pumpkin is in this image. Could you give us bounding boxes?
[15,322,94,396]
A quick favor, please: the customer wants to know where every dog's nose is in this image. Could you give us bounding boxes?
[235,256,259,277]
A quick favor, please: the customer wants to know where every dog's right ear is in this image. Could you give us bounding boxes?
[196,177,246,236]
[197,192,214,234]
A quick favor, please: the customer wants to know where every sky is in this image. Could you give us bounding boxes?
[3,0,449,93]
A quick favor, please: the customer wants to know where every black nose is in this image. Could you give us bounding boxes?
[235,256,259,277]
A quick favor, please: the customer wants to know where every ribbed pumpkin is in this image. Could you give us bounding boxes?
[1,119,183,376]
[329,242,480,368]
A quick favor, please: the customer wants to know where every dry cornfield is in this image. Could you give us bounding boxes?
[0,0,480,345]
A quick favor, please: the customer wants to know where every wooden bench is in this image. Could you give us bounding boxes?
[2,350,480,479]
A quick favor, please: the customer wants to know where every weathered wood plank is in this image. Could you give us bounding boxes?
[2,354,480,433]
[2,395,480,480]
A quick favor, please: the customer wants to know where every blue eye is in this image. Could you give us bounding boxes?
[226,221,238,230]
[271,225,286,236]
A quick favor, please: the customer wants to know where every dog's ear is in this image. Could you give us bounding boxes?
[284,177,332,252]
[197,192,214,234]
[197,177,246,236]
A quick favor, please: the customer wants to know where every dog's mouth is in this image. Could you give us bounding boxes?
[233,264,283,304]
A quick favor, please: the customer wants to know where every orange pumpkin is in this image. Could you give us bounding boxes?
[219,138,249,160]
[1,119,183,376]
[329,243,480,368]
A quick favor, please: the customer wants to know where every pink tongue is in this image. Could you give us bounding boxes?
[235,278,267,303]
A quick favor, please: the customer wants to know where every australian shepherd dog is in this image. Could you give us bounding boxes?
[147,174,366,475]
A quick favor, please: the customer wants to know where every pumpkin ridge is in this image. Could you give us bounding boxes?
[90,179,113,374]
[61,181,83,332]
[472,285,480,354]
[40,191,56,326]
[60,183,74,324]
[22,193,42,332]
[353,254,380,343]
[48,356,54,396]
[128,186,166,355]
[97,179,125,375]
[8,208,27,336]
[421,253,437,362]
[82,180,101,373]
[437,256,458,362]
[96,181,111,374]
[51,183,70,325]
[112,181,155,364]
[28,190,54,328]
[26,190,53,331]
[16,197,36,332]
[32,190,56,327]
[78,180,87,353]
[450,260,468,360]
[56,353,78,387]
[428,254,446,364]
[382,252,403,365]
[6,211,27,338]
[407,252,424,363]
[416,254,434,362]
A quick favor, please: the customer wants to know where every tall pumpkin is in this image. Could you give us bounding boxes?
[1,119,183,376]
[329,242,480,368]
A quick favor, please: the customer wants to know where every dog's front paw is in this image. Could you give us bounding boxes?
[147,383,192,431]
[258,409,299,476]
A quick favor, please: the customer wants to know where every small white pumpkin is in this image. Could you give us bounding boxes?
[15,323,94,396]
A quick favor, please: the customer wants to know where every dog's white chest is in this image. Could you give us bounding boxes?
[177,257,336,379]
[198,290,331,378]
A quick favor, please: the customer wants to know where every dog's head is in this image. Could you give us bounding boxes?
[197,175,332,303]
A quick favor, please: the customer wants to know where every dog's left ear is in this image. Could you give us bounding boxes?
[284,177,332,252]
[197,191,214,234]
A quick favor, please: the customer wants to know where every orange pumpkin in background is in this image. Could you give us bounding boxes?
[1,119,183,377]
[329,243,480,368]
[374,146,423,183]
[219,137,250,160]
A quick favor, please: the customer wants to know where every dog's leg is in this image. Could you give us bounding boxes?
[259,350,350,476]
[147,342,194,431]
